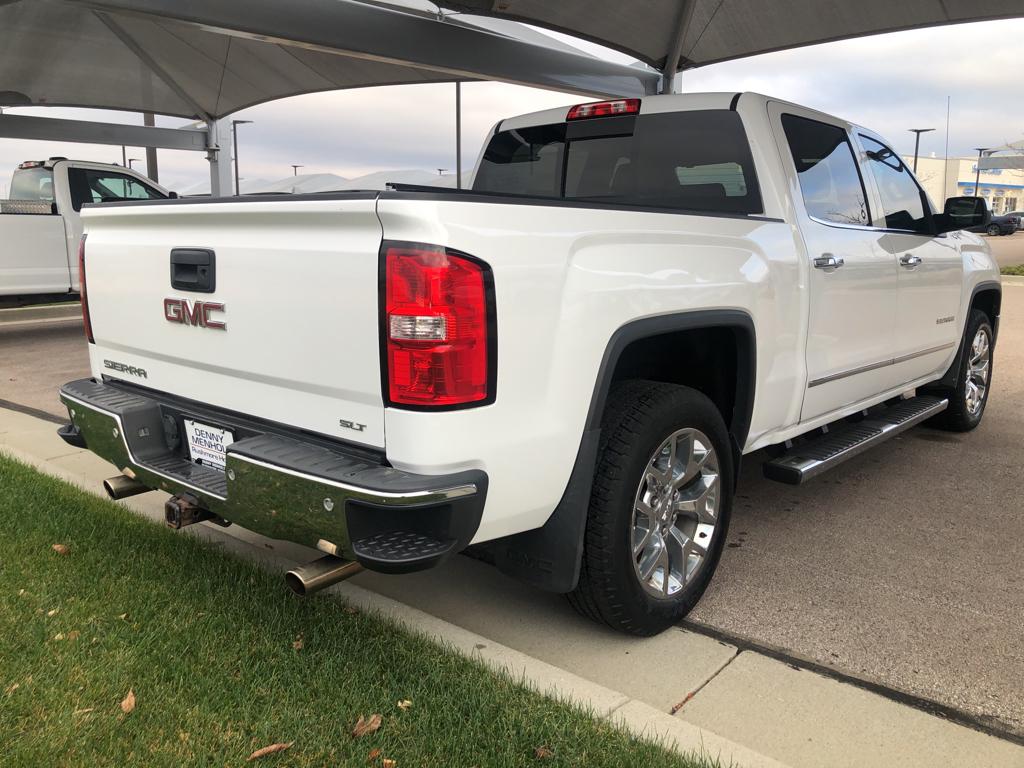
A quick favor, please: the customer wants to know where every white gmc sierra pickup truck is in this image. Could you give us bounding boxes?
[59,93,999,635]
[2,158,169,305]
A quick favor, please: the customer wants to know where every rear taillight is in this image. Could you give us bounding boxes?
[382,242,494,408]
[566,98,640,120]
[78,234,94,344]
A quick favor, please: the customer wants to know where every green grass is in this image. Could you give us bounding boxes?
[1000,264,1024,276]
[0,456,707,768]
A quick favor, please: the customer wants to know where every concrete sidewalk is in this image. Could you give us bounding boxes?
[2,406,1021,768]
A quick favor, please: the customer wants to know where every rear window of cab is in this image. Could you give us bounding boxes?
[473,109,762,215]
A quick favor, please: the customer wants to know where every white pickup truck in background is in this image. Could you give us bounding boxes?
[1,158,169,305]
[59,92,999,635]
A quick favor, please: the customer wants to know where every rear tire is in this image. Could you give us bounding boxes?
[928,309,993,432]
[567,381,733,636]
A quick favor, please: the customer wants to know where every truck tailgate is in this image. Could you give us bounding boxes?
[80,195,386,448]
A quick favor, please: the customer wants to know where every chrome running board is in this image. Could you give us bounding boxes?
[763,396,948,485]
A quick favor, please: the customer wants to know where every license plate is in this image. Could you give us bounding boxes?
[183,419,235,471]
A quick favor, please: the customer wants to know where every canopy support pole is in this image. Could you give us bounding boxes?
[205,118,233,198]
[661,0,698,93]
[455,81,462,189]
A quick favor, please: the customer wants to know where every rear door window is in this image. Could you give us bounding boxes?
[781,114,870,227]
[474,110,762,215]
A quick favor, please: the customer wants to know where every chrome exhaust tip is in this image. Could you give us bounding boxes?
[285,555,364,597]
[103,474,152,500]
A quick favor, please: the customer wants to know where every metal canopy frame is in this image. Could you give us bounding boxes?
[58,0,659,113]
[2,0,660,196]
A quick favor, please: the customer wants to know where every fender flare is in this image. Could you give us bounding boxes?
[483,309,757,593]
[930,280,1002,389]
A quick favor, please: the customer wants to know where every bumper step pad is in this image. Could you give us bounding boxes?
[763,395,948,485]
[352,531,456,573]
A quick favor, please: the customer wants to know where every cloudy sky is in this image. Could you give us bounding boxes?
[1,17,1022,195]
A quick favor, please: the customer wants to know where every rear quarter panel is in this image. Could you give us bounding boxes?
[378,196,803,541]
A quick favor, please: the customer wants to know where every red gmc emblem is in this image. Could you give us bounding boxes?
[164,298,226,330]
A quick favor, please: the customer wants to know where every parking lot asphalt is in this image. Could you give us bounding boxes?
[2,248,1022,737]
[984,230,1024,268]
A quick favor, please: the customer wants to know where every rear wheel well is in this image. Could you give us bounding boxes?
[607,325,753,461]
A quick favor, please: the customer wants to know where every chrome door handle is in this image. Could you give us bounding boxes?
[814,254,844,270]
[900,254,922,268]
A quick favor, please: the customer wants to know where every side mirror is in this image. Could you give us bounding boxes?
[935,196,990,234]
[167,191,179,199]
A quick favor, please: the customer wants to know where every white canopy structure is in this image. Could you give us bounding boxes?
[3,0,1022,192]
[0,0,658,193]
[437,0,1024,90]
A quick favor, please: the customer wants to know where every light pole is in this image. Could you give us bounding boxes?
[232,119,253,196]
[908,128,935,173]
[974,147,989,198]
[291,164,304,176]
[127,158,141,169]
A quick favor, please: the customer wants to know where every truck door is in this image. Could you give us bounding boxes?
[769,104,902,422]
[855,133,963,384]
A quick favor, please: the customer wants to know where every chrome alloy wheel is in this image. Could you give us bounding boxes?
[965,326,991,416]
[630,428,720,599]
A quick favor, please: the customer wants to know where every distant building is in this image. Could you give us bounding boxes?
[907,155,1024,215]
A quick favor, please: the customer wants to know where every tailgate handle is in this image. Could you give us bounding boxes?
[170,248,216,293]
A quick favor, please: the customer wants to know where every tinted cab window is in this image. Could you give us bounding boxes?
[474,110,762,215]
[781,114,869,226]
[68,168,165,211]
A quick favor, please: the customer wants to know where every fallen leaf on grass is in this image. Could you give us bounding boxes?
[4,683,20,695]
[47,609,59,617]
[53,633,66,641]
[351,713,382,739]
[382,759,396,768]
[120,689,136,714]
[247,742,294,761]
[367,748,381,762]
[292,635,303,651]
[117,613,128,620]
[534,746,554,759]
[18,589,25,596]
[52,544,70,555]
[67,630,81,641]
[396,699,412,711]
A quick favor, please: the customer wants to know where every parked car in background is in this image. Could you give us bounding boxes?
[970,212,1018,236]
[1,158,170,305]
[1003,210,1024,230]
[60,92,1000,635]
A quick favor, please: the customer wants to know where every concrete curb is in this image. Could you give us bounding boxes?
[0,302,80,324]
[0,433,789,768]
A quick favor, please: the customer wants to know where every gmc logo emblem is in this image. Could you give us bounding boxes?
[164,298,226,330]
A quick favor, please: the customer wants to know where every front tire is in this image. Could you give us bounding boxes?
[567,381,733,636]
[929,309,993,432]
[987,224,1001,236]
